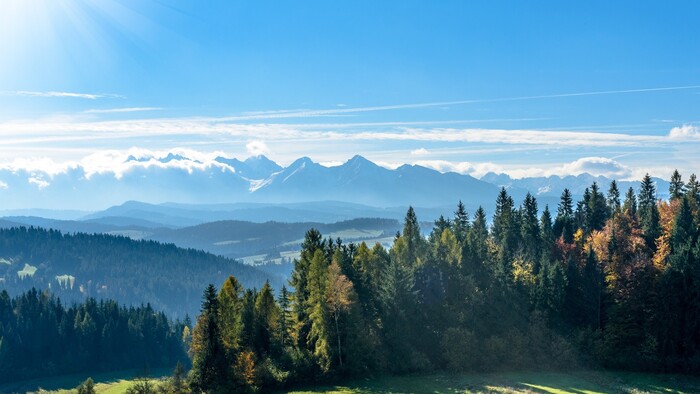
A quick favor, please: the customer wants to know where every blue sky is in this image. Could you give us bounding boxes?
[1,0,699,179]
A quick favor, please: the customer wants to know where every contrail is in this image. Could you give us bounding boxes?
[224,85,700,121]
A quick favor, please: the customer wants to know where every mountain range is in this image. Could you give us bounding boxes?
[0,152,671,217]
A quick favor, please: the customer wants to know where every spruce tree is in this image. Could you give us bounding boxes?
[607,180,621,216]
[669,170,685,200]
[253,281,279,356]
[189,284,228,393]
[307,249,332,371]
[586,182,608,232]
[453,201,470,243]
[686,174,700,203]
[623,187,638,218]
[520,193,541,262]
[277,285,292,348]
[540,205,554,259]
[218,276,244,355]
[555,188,575,243]
[401,206,425,269]
[639,174,661,248]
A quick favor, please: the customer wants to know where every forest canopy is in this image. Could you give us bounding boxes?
[185,171,700,392]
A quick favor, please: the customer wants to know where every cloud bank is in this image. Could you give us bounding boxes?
[1,91,124,99]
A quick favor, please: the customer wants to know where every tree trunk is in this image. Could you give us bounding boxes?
[334,313,342,367]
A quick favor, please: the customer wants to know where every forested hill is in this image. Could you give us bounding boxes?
[0,227,278,317]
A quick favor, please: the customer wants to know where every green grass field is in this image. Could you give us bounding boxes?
[286,371,700,394]
[0,369,169,394]
[4,370,700,394]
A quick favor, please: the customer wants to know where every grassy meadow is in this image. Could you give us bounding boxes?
[287,371,700,394]
[4,370,700,393]
[0,369,169,394]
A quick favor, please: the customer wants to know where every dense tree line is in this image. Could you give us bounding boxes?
[186,171,700,392]
[0,228,278,317]
[0,288,188,382]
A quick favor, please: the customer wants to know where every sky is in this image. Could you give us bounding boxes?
[1,0,700,180]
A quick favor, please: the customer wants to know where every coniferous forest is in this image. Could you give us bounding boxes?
[3,171,700,392]
[181,171,700,392]
[0,288,188,382]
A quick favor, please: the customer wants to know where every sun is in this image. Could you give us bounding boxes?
[0,0,152,84]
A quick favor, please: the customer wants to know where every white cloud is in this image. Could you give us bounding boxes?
[1,91,124,99]
[84,107,162,114]
[0,148,677,188]
[410,148,430,156]
[28,176,49,189]
[401,157,633,179]
[78,148,232,179]
[410,160,504,178]
[246,140,270,156]
[319,161,344,167]
[558,157,632,178]
[0,180,7,190]
[669,124,700,139]
[0,117,669,148]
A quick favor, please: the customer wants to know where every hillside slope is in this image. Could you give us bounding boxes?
[0,227,278,317]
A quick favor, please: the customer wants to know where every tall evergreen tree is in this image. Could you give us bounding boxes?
[607,180,621,216]
[307,249,332,371]
[586,182,608,233]
[623,187,638,218]
[253,281,279,356]
[555,188,575,243]
[669,170,685,200]
[453,201,470,243]
[218,276,244,355]
[639,174,661,248]
[686,174,700,204]
[520,193,541,262]
[189,284,228,393]
[277,285,293,348]
[401,206,425,269]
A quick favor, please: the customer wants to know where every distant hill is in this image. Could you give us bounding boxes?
[0,227,278,318]
[480,172,671,200]
[149,217,402,259]
[81,200,458,228]
[0,214,405,262]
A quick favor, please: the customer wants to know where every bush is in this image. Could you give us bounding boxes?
[441,328,478,372]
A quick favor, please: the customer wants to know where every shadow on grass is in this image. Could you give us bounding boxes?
[287,371,700,394]
[0,367,170,394]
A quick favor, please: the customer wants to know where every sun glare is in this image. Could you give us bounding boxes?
[0,0,151,82]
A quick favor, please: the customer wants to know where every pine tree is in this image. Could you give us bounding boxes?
[307,249,332,372]
[431,216,452,243]
[453,201,470,243]
[77,377,96,394]
[277,285,293,348]
[623,187,638,218]
[540,205,554,259]
[290,228,324,350]
[669,170,685,200]
[586,182,607,233]
[555,188,575,243]
[639,174,661,248]
[686,174,700,203]
[401,206,425,269]
[253,281,279,356]
[172,362,186,394]
[520,193,541,262]
[671,196,696,250]
[189,284,228,393]
[608,180,621,216]
[218,276,244,355]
